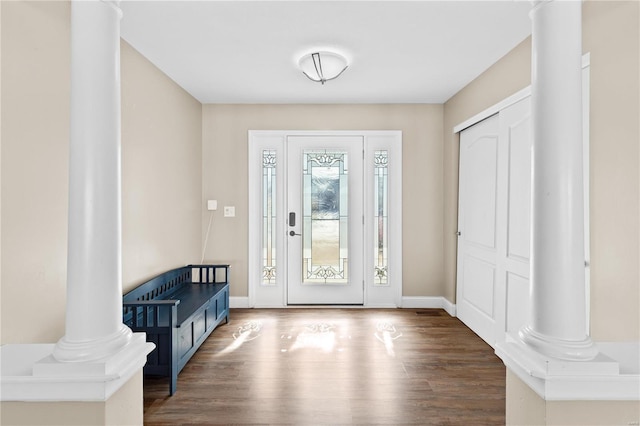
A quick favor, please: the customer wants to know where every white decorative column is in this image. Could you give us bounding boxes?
[517,0,598,361]
[52,0,132,362]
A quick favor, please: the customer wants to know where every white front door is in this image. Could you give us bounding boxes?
[248,130,402,308]
[286,136,364,304]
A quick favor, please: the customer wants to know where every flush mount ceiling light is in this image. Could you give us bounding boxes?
[298,51,349,85]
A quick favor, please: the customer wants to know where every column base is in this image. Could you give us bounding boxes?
[519,325,599,361]
[0,332,154,402]
[52,324,133,363]
[496,333,640,401]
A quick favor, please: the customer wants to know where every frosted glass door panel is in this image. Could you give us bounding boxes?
[303,151,349,284]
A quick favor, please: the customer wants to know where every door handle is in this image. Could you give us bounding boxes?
[289,230,301,237]
[289,212,296,227]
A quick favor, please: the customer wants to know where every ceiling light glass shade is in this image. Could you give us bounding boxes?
[298,51,348,85]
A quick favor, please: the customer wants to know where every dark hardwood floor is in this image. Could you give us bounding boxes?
[143,308,505,425]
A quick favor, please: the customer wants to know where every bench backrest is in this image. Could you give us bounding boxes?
[122,264,230,303]
[123,267,192,302]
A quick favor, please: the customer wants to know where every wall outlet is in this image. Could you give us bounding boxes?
[224,206,235,217]
[207,200,218,211]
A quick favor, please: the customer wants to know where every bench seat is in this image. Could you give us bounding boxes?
[172,283,228,326]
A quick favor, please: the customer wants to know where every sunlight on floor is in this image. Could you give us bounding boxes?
[215,320,263,356]
[285,322,339,353]
[215,315,404,358]
[374,321,403,357]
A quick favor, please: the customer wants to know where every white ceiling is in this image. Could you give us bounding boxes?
[120,1,532,104]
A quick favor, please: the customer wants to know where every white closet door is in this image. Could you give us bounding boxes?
[496,98,532,342]
[456,114,501,346]
[456,99,532,348]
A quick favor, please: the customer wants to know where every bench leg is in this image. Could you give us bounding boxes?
[170,327,178,396]
[169,371,177,396]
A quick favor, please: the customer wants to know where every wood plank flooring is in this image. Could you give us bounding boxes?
[143,309,505,425]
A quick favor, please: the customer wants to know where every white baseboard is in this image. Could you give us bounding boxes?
[366,303,400,309]
[442,298,457,317]
[229,296,250,309]
[232,296,457,316]
[401,296,456,317]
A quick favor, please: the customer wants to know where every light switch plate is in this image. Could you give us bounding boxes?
[207,200,218,211]
[224,206,235,217]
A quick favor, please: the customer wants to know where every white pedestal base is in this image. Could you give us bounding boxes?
[519,325,599,361]
[52,324,133,363]
[496,334,640,401]
[0,333,154,402]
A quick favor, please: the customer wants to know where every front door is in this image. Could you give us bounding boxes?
[286,136,364,304]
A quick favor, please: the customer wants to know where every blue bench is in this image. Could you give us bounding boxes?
[122,264,230,395]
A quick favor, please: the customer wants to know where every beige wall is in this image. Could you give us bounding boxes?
[506,371,640,425]
[121,40,202,293]
[505,370,546,425]
[442,37,532,304]
[1,371,144,426]
[202,104,444,298]
[442,1,640,341]
[1,1,71,343]
[583,0,640,341]
[0,1,203,344]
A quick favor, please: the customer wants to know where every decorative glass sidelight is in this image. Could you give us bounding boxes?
[262,150,277,285]
[302,150,349,284]
[374,151,389,285]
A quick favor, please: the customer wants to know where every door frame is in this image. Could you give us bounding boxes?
[248,130,402,308]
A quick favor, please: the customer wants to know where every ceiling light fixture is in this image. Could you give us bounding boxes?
[298,51,348,85]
